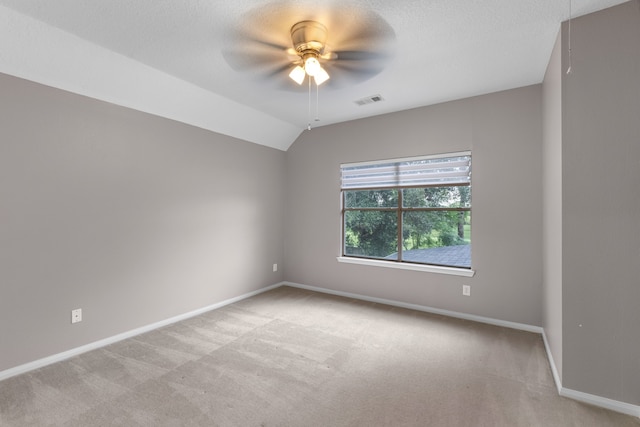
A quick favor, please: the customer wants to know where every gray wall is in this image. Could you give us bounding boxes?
[562,1,640,404]
[542,32,563,380]
[0,73,285,372]
[285,86,543,326]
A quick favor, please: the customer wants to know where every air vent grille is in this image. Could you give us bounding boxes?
[354,94,384,106]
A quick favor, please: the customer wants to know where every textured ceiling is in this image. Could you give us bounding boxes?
[0,0,629,150]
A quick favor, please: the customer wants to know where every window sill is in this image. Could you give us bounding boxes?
[336,256,475,277]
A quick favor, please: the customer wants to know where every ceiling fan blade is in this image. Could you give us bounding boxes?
[328,61,384,76]
[324,8,395,51]
[332,50,393,61]
[320,61,385,88]
[222,48,290,72]
[263,63,295,79]
[233,35,290,52]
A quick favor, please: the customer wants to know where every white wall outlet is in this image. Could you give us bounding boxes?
[71,308,82,324]
[273,263,278,272]
[462,285,471,296]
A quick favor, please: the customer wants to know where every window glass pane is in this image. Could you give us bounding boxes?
[401,211,471,268]
[344,210,398,259]
[345,189,398,208]
[403,186,470,208]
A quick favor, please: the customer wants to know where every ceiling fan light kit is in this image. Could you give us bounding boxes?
[289,20,330,86]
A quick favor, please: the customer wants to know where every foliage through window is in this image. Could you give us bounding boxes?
[341,152,471,269]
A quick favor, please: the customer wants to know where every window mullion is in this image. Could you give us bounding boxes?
[343,207,398,211]
[402,207,471,212]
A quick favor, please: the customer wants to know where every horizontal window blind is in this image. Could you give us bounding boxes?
[341,151,471,189]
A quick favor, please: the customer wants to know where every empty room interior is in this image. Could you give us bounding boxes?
[1,1,639,425]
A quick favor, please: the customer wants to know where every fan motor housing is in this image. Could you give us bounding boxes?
[290,21,327,54]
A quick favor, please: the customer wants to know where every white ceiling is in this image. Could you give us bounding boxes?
[0,0,628,150]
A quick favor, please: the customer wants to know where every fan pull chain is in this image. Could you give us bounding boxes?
[306,77,322,130]
[307,77,312,130]
[567,0,572,74]
[315,81,320,122]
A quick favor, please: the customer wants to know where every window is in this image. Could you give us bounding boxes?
[340,152,471,270]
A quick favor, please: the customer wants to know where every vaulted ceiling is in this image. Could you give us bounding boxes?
[0,0,627,150]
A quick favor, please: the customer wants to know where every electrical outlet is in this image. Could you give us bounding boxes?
[273,263,278,272]
[71,308,82,324]
[462,285,471,296]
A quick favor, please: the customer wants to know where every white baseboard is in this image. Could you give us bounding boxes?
[560,388,640,418]
[282,281,543,333]
[541,331,639,418]
[541,330,563,394]
[0,282,284,382]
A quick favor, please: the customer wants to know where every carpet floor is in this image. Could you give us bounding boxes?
[1,286,638,426]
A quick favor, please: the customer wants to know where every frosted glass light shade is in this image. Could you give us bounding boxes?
[289,66,305,84]
[304,56,320,76]
[314,66,330,85]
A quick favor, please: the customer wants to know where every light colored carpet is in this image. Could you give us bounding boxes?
[1,286,638,426]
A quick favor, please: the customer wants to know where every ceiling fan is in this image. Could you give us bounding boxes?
[222,4,396,89]
[288,20,332,86]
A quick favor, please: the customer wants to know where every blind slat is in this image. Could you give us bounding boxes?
[341,153,471,189]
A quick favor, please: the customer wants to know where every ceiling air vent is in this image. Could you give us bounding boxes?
[354,94,384,106]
